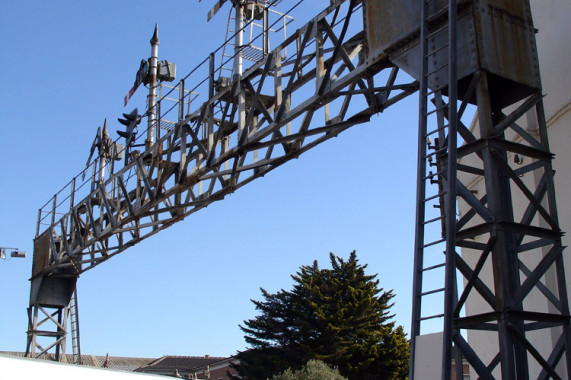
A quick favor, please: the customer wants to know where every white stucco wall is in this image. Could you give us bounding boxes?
[535,0,571,304]
[414,332,444,379]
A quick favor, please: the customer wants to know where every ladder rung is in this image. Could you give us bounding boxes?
[425,88,439,98]
[423,215,446,225]
[422,262,446,272]
[424,104,448,117]
[421,287,445,296]
[426,24,449,40]
[420,313,445,321]
[425,62,448,77]
[425,124,449,138]
[424,147,447,160]
[423,191,447,203]
[423,238,446,248]
[426,43,449,58]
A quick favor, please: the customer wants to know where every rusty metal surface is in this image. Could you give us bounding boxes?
[476,0,540,95]
[31,230,77,307]
[363,0,540,103]
[390,11,478,94]
[363,0,449,62]
[32,231,50,278]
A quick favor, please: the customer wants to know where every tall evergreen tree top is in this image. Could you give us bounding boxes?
[233,251,409,380]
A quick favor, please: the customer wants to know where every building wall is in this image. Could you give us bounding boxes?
[459,0,571,377]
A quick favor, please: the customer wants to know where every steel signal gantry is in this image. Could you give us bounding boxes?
[25,0,570,378]
[26,0,418,362]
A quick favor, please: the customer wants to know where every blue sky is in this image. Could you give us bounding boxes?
[0,0,421,358]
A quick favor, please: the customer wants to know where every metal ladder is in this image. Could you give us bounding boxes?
[69,288,82,364]
[219,9,237,80]
[410,0,460,379]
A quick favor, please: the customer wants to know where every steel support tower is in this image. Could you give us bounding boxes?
[409,0,571,378]
[25,0,570,377]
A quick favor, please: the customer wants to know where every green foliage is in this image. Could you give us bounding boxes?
[232,251,409,380]
[270,359,347,380]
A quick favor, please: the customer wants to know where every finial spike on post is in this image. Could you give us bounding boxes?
[150,24,160,46]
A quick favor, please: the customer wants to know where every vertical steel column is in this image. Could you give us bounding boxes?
[51,194,57,228]
[475,70,528,379]
[178,79,185,123]
[69,178,76,250]
[411,1,477,378]
[409,0,430,377]
[98,123,106,184]
[25,306,38,357]
[57,307,68,361]
[36,209,42,237]
[235,3,246,146]
[209,53,215,152]
[263,7,269,57]
[442,0,458,378]
[147,24,160,150]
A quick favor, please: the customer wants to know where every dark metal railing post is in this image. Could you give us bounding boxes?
[51,194,57,228]
[209,53,215,150]
[36,209,42,237]
[178,79,185,123]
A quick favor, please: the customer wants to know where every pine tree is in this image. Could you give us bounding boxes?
[232,251,409,379]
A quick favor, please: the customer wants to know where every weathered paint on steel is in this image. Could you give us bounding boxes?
[35,276,77,308]
[363,0,449,60]
[363,0,540,104]
[475,0,540,100]
[32,231,50,278]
